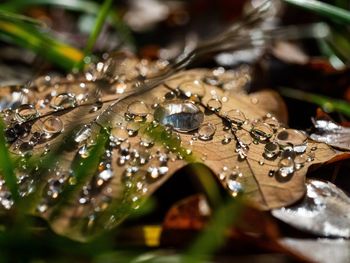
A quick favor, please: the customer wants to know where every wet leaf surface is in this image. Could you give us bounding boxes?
[0,55,346,240]
[272,179,350,238]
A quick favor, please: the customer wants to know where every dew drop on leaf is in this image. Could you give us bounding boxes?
[110,127,128,142]
[178,80,205,98]
[278,157,295,177]
[154,101,204,132]
[250,121,273,142]
[224,109,246,129]
[264,142,280,159]
[207,98,222,112]
[42,116,63,137]
[50,93,77,110]
[125,101,149,121]
[15,104,38,122]
[198,123,216,141]
[75,126,92,143]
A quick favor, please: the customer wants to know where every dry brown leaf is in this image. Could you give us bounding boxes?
[0,56,344,240]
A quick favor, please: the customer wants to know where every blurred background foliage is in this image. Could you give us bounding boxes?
[0,0,349,262]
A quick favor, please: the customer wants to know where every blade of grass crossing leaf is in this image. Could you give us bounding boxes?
[0,120,19,202]
[75,0,113,71]
[49,130,108,220]
[280,87,350,117]
[284,0,350,24]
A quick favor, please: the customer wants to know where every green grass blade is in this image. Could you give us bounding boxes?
[49,130,108,220]
[0,0,99,14]
[280,87,350,117]
[0,20,83,70]
[0,0,135,54]
[184,198,244,263]
[0,120,19,202]
[284,0,350,24]
[0,10,43,26]
[75,0,113,70]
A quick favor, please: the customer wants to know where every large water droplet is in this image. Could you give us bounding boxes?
[250,121,273,142]
[15,104,38,122]
[42,116,63,137]
[154,101,204,132]
[198,123,216,141]
[178,80,205,98]
[207,99,222,113]
[125,101,149,121]
[50,93,77,110]
[278,157,295,177]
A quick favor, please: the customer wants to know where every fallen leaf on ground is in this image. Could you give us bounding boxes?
[272,179,350,238]
[0,55,345,240]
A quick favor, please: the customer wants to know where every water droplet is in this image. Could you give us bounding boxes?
[203,76,220,86]
[222,134,231,144]
[89,101,103,113]
[198,123,216,141]
[110,127,128,142]
[115,82,127,94]
[178,80,205,98]
[15,104,38,122]
[98,169,113,181]
[164,91,176,100]
[278,157,295,177]
[250,97,259,104]
[275,129,307,153]
[79,144,90,158]
[295,154,307,170]
[225,169,243,197]
[264,142,279,159]
[50,93,77,110]
[207,99,222,112]
[0,191,14,209]
[235,129,252,146]
[42,116,63,137]
[224,109,246,129]
[125,101,149,122]
[147,165,168,180]
[140,134,154,148]
[154,101,204,132]
[75,126,92,143]
[307,151,315,162]
[126,121,140,136]
[119,141,130,155]
[263,115,280,131]
[250,121,273,142]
